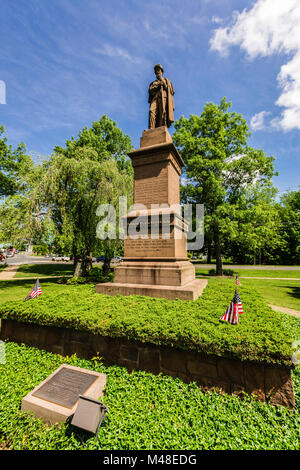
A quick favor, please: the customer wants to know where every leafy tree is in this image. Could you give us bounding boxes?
[0,125,32,197]
[54,115,132,172]
[37,116,133,276]
[174,98,277,274]
[0,163,54,250]
[276,190,300,265]
[223,185,285,264]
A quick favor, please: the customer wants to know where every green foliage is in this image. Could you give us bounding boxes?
[87,265,114,283]
[223,186,285,265]
[0,279,298,366]
[33,244,50,256]
[174,98,277,274]
[275,190,300,265]
[54,266,114,284]
[0,154,53,248]
[54,115,132,172]
[208,268,236,276]
[0,342,299,450]
[66,276,86,285]
[35,116,133,277]
[0,125,33,197]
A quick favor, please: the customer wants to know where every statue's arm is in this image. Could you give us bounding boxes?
[166,79,174,95]
[148,80,161,103]
[149,80,161,92]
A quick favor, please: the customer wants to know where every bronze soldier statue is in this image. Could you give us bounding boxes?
[148,64,175,129]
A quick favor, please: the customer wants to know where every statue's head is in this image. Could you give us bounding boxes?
[154,64,164,80]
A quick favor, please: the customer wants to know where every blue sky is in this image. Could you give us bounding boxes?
[0,0,299,196]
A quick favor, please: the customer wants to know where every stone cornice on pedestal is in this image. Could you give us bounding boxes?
[128,142,184,172]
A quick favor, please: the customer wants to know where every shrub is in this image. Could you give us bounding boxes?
[0,279,298,366]
[66,276,86,285]
[209,268,236,277]
[87,266,114,283]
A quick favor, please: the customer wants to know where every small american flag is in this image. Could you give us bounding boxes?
[24,279,42,301]
[236,275,241,286]
[220,289,243,324]
[236,289,244,315]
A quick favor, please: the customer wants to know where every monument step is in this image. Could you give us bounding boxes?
[95,279,208,301]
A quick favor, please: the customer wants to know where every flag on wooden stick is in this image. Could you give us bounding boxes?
[24,279,42,301]
[220,289,243,324]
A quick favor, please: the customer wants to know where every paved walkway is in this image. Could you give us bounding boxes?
[0,265,20,280]
[269,304,300,318]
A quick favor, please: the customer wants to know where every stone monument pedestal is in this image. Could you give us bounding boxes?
[96,127,206,301]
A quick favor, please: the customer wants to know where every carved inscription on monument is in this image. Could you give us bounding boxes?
[125,238,175,257]
[135,164,168,206]
[32,367,98,409]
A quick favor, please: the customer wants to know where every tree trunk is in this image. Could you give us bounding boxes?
[214,234,223,276]
[207,242,212,264]
[74,259,83,277]
[102,257,112,277]
[74,255,92,277]
[83,253,93,274]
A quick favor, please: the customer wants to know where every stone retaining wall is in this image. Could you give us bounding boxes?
[0,319,295,409]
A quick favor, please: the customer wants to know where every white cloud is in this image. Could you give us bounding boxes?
[190,16,209,25]
[0,80,6,104]
[250,111,271,130]
[210,0,300,131]
[211,16,224,25]
[94,44,142,64]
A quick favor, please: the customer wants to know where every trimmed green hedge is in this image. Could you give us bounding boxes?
[0,342,299,450]
[0,279,298,366]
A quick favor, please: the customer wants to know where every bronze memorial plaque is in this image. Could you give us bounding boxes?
[32,367,98,409]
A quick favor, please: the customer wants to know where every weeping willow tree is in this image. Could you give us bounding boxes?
[36,116,133,277]
[0,155,53,250]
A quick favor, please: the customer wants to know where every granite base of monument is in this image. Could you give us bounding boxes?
[96,278,207,301]
[21,364,106,425]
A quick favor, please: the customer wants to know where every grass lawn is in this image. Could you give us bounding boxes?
[0,279,73,303]
[194,270,300,311]
[240,278,300,311]
[0,341,299,450]
[13,263,74,278]
[196,268,300,278]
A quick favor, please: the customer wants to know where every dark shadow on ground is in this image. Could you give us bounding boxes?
[15,263,74,277]
[283,285,300,300]
[0,278,66,289]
